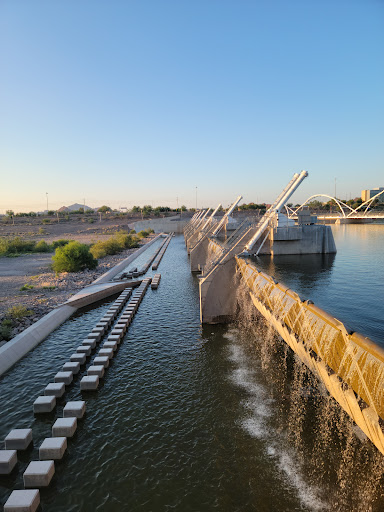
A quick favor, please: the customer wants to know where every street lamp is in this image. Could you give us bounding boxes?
[46,192,48,212]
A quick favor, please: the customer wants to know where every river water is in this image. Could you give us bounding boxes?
[0,226,383,511]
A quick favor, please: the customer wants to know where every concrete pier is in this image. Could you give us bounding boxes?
[0,450,17,474]
[39,438,67,460]
[52,418,77,437]
[5,429,32,450]
[4,490,40,512]
[33,396,56,414]
[63,401,86,419]
[80,375,99,390]
[44,382,65,397]
[23,461,54,487]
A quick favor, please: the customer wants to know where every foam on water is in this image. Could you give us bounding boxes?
[225,329,327,511]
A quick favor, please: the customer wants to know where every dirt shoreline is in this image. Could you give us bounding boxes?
[0,217,151,342]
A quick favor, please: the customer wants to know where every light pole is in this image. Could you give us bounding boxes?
[195,186,197,210]
[46,192,48,212]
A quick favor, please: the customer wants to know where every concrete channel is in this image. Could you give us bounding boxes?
[1,233,174,511]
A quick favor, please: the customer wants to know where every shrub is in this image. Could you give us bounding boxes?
[6,305,33,320]
[90,231,139,259]
[52,241,98,273]
[42,219,50,224]
[137,230,149,238]
[130,229,136,234]
[38,228,46,235]
[20,284,34,291]
[0,325,12,341]
[0,237,36,256]
[51,239,71,249]
[34,240,51,253]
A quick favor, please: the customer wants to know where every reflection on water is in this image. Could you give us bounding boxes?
[250,224,384,346]
[251,252,336,298]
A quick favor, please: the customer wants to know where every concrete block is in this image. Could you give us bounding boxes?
[70,353,86,365]
[87,333,101,342]
[103,341,117,351]
[23,460,54,487]
[63,401,86,419]
[39,437,67,460]
[92,327,104,335]
[80,375,99,390]
[107,335,121,344]
[115,323,127,334]
[76,345,91,356]
[62,361,80,374]
[52,417,77,438]
[93,356,109,368]
[0,450,17,474]
[87,365,105,377]
[110,329,124,338]
[98,348,114,359]
[33,396,56,413]
[54,371,73,385]
[5,429,32,450]
[82,338,96,349]
[4,489,40,512]
[44,382,65,398]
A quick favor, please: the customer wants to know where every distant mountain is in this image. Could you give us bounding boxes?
[58,203,93,212]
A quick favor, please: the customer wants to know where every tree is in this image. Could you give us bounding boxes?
[52,241,98,273]
[97,205,112,213]
[131,206,140,213]
[6,210,14,217]
[180,205,187,211]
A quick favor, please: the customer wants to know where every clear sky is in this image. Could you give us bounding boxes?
[1,0,383,212]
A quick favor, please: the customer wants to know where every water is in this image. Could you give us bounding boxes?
[1,228,383,511]
[251,224,384,346]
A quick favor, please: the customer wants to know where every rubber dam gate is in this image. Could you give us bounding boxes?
[184,171,384,458]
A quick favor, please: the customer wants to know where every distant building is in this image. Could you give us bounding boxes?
[361,187,384,203]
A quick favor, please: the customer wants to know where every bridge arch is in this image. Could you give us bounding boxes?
[291,194,354,218]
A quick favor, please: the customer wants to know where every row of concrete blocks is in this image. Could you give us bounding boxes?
[152,234,173,270]
[75,285,148,391]
[64,282,152,392]
[151,273,162,289]
[2,289,136,510]
[32,288,134,408]
[2,402,85,511]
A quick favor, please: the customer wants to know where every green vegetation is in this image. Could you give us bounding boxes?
[97,205,112,213]
[52,241,98,273]
[0,237,71,257]
[6,305,34,320]
[0,324,12,342]
[0,306,34,342]
[20,284,34,291]
[42,285,56,291]
[51,239,72,249]
[90,231,139,259]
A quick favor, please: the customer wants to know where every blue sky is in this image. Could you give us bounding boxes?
[1,0,383,212]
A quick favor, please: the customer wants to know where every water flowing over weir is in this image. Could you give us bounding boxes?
[236,256,384,455]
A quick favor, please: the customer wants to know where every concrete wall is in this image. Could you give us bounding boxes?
[132,215,190,233]
[256,224,336,255]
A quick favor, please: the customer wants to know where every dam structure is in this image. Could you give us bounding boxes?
[184,171,384,458]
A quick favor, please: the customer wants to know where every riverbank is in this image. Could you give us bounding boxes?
[0,236,154,342]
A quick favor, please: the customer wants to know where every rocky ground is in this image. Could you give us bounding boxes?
[0,216,152,344]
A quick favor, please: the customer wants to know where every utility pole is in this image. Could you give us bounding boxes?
[83,198,85,214]
[46,192,48,212]
[334,178,337,199]
[195,187,197,210]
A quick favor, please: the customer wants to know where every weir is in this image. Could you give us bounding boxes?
[184,170,384,457]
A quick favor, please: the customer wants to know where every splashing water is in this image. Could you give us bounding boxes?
[226,279,384,511]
